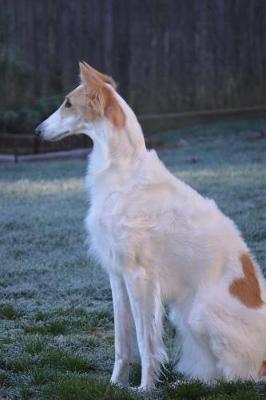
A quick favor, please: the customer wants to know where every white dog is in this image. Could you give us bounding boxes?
[35,62,266,390]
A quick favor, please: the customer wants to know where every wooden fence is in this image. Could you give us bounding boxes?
[1,0,266,116]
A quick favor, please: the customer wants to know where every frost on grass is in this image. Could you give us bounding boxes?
[0,120,266,399]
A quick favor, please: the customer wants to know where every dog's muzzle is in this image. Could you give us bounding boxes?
[34,125,42,137]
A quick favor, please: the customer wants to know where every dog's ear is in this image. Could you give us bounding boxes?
[79,62,125,129]
[79,61,105,117]
[79,61,103,91]
[82,61,117,88]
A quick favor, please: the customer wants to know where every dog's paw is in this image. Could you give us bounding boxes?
[137,383,156,392]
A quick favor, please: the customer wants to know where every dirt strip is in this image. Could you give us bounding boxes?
[0,148,90,163]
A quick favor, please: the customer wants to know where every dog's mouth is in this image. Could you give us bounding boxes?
[49,131,70,142]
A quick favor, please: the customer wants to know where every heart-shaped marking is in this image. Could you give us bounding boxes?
[259,360,266,377]
[229,253,263,308]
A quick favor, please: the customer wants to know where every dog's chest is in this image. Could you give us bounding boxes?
[85,190,129,272]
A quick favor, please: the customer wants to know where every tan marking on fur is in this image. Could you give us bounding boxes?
[259,361,266,377]
[229,253,263,308]
[101,86,125,129]
[59,85,88,120]
[79,62,125,129]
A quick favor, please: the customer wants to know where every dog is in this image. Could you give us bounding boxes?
[35,62,266,390]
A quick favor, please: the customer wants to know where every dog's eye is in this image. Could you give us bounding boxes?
[65,99,72,108]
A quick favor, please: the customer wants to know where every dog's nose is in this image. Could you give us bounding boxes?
[34,125,42,136]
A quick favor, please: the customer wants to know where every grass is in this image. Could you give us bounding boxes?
[0,118,266,399]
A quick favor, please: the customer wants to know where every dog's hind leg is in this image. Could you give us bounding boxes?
[202,302,266,381]
[170,303,219,382]
[109,273,138,385]
[185,295,266,381]
[124,267,168,390]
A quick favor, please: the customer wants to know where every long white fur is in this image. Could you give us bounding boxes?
[40,81,266,390]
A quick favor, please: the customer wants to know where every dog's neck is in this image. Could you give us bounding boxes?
[86,94,147,193]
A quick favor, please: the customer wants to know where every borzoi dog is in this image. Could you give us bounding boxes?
[35,62,266,390]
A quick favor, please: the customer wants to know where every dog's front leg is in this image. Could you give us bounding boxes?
[124,267,167,390]
[109,273,136,385]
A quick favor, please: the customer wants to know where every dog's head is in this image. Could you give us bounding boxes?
[35,62,125,141]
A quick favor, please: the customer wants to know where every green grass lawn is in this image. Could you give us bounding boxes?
[0,119,266,399]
